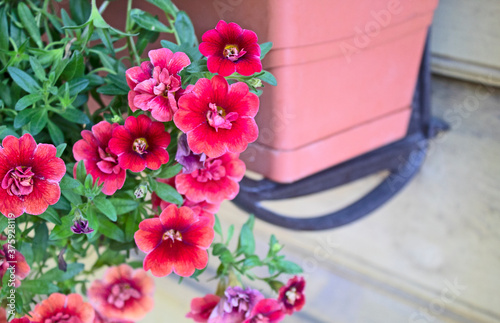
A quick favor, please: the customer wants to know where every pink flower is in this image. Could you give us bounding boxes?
[134,204,214,277]
[152,178,219,226]
[200,21,262,76]
[243,299,285,323]
[29,293,95,323]
[208,286,264,323]
[126,48,191,122]
[109,115,170,172]
[0,134,65,217]
[186,294,221,322]
[175,153,245,204]
[73,121,126,195]
[0,241,31,287]
[174,76,259,158]
[88,264,155,321]
[93,311,133,323]
[278,276,306,314]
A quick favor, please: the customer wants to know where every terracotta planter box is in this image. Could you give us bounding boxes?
[177,0,439,183]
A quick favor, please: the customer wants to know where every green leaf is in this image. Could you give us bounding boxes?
[28,108,48,135]
[62,187,82,205]
[96,28,115,56]
[125,211,138,242]
[18,3,43,48]
[40,263,85,282]
[7,67,41,93]
[256,71,277,86]
[86,206,99,237]
[160,39,179,52]
[110,199,139,215]
[0,7,9,56]
[56,143,67,158]
[276,260,303,274]
[146,0,177,16]
[243,255,262,268]
[57,108,90,124]
[97,83,128,96]
[69,0,92,25]
[15,93,42,111]
[212,243,228,256]
[37,206,62,225]
[29,56,46,81]
[61,50,85,81]
[13,108,38,129]
[156,163,182,178]
[214,214,223,239]
[226,225,234,245]
[154,181,183,205]
[98,217,125,242]
[94,195,117,221]
[67,78,90,96]
[47,120,65,146]
[33,222,48,263]
[0,216,8,233]
[60,174,81,190]
[131,9,172,33]
[174,11,197,47]
[260,42,273,60]
[19,280,58,295]
[49,215,74,240]
[237,215,255,256]
[76,160,87,183]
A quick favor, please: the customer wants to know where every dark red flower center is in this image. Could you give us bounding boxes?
[133,137,149,155]
[191,159,225,183]
[1,166,34,197]
[45,311,72,323]
[207,103,238,131]
[97,147,121,175]
[223,44,246,62]
[152,66,181,96]
[107,283,141,309]
[163,229,183,242]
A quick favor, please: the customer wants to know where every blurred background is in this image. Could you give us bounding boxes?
[120,0,499,322]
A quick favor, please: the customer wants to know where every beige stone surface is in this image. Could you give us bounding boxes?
[141,76,500,322]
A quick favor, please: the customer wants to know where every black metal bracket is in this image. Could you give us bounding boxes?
[232,30,449,231]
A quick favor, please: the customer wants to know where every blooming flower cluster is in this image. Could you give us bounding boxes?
[186,277,306,323]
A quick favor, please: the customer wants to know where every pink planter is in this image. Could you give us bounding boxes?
[179,0,439,183]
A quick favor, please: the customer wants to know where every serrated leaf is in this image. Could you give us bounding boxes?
[94,195,117,221]
[8,67,41,93]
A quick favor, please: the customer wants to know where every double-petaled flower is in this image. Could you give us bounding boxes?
[0,134,65,217]
[126,48,190,122]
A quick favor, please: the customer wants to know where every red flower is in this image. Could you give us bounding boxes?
[0,134,65,217]
[93,311,133,323]
[0,308,31,323]
[243,299,285,323]
[186,294,220,322]
[29,293,95,323]
[109,115,170,172]
[200,20,262,76]
[278,276,306,315]
[152,178,219,226]
[0,241,31,287]
[73,121,126,195]
[88,264,155,321]
[126,48,191,122]
[175,153,245,204]
[174,76,259,158]
[11,319,31,323]
[134,204,214,277]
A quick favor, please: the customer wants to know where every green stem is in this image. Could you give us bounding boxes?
[125,0,141,66]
